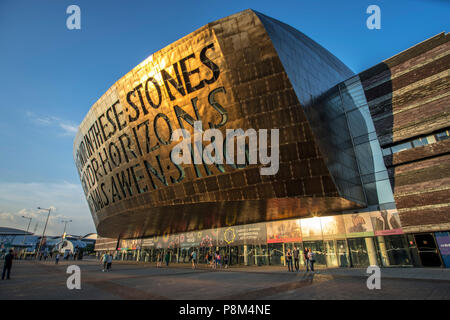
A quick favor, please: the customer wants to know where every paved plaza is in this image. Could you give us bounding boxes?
[1,258,449,300]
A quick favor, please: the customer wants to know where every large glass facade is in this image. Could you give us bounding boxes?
[99,209,415,268]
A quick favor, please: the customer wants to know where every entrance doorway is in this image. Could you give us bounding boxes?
[336,240,350,267]
[414,233,442,267]
[347,238,369,267]
[303,241,326,266]
[324,240,338,267]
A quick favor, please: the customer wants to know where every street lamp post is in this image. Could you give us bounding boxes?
[36,207,52,259]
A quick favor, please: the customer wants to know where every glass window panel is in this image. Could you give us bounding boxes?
[375,179,395,205]
[391,142,412,154]
[435,130,450,141]
[412,137,428,147]
[382,147,392,156]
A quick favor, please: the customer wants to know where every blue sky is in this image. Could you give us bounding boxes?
[0,0,448,236]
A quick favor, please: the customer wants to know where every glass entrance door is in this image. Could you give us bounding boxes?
[229,246,240,266]
[268,243,283,265]
[253,244,269,266]
[303,241,326,266]
[347,238,369,267]
[414,233,442,267]
[336,240,350,267]
[324,240,338,267]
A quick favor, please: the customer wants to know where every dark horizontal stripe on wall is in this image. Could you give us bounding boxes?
[395,189,450,208]
[393,161,450,187]
[364,54,450,102]
[399,206,450,227]
[368,77,449,117]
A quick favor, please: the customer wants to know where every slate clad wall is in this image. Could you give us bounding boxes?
[360,32,450,232]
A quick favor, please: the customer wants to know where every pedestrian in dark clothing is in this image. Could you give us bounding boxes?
[2,250,14,280]
[286,248,293,272]
[293,247,300,271]
[164,251,170,267]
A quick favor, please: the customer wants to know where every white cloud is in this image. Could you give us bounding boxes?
[0,212,15,221]
[59,123,79,136]
[26,111,79,137]
[0,181,96,237]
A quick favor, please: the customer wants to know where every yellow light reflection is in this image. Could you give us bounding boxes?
[301,217,322,238]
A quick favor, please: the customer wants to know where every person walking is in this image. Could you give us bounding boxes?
[286,248,293,272]
[307,248,315,272]
[101,252,109,272]
[293,247,300,271]
[107,253,113,271]
[2,249,14,280]
[164,251,170,267]
[217,252,221,268]
[208,251,213,268]
[191,250,197,269]
[55,253,60,265]
[212,251,216,269]
[156,252,162,268]
[224,254,229,269]
[303,248,309,271]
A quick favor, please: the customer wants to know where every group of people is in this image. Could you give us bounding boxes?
[285,247,316,272]
[204,251,229,269]
[101,252,114,272]
[38,250,80,262]
[155,251,171,268]
[153,250,230,270]
[2,248,80,280]
[95,248,316,273]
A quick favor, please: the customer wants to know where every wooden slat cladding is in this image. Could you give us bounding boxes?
[364,54,450,102]
[399,207,450,229]
[360,32,450,231]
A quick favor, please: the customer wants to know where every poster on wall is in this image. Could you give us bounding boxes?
[370,210,403,235]
[343,212,374,237]
[217,227,236,246]
[198,229,218,248]
[266,219,302,243]
[167,234,180,249]
[320,215,346,238]
[435,232,450,268]
[142,234,166,249]
[300,218,322,240]
[118,238,142,250]
[217,223,266,246]
[179,232,200,248]
[141,237,156,248]
[94,237,118,251]
[179,232,201,248]
[435,232,450,255]
[157,231,174,249]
